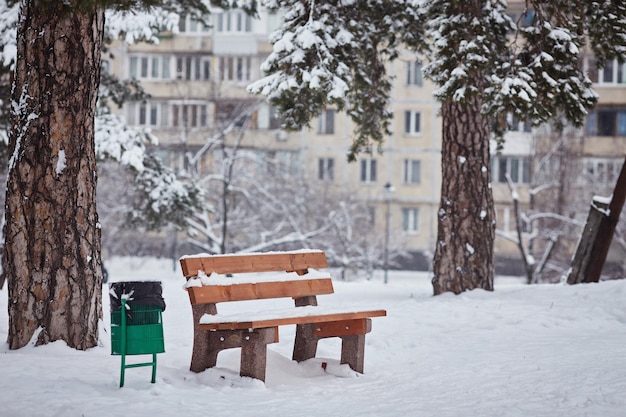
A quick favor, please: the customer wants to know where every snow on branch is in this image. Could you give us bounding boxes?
[0,0,17,67]
[94,111,152,172]
[526,212,585,228]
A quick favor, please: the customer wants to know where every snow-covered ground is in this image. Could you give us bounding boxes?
[1,256,625,417]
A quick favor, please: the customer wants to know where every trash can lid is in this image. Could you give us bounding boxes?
[109,281,166,312]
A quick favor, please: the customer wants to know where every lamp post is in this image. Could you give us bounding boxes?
[383,182,393,284]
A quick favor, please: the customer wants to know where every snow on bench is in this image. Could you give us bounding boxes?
[199,305,386,330]
[180,250,386,382]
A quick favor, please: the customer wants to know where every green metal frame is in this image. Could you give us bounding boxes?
[113,299,162,387]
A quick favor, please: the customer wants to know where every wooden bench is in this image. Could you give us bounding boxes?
[180,250,386,382]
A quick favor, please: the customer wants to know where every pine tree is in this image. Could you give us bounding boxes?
[249,0,626,295]
[5,0,106,349]
[4,0,256,350]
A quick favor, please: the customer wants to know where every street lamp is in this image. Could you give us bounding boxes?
[383,182,394,284]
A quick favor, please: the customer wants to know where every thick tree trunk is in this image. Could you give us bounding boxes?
[432,98,495,295]
[5,1,105,349]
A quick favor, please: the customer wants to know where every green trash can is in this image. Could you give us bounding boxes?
[110,281,166,387]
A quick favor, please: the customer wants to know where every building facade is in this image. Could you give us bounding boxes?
[105,6,625,275]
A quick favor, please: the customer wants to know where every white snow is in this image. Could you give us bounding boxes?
[1,256,625,416]
[199,305,383,325]
[56,149,66,174]
[592,195,612,216]
[0,1,17,66]
[185,269,330,286]
[593,195,613,205]
[94,112,150,172]
[104,9,181,45]
[297,28,319,50]
[9,89,39,172]
[181,249,325,259]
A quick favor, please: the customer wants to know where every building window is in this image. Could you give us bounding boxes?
[317,109,335,134]
[403,159,421,185]
[257,104,282,130]
[318,157,334,181]
[129,55,171,80]
[587,57,626,85]
[406,60,423,86]
[584,158,623,185]
[178,14,210,33]
[216,101,257,128]
[176,56,211,81]
[129,56,142,78]
[154,148,189,174]
[586,108,626,137]
[402,207,419,233]
[491,156,531,184]
[495,206,529,233]
[128,101,166,127]
[507,114,532,132]
[264,150,299,176]
[268,106,281,130]
[171,103,209,128]
[404,110,421,135]
[216,11,252,33]
[162,56,171,79]
[495,206,511,232]
[602,59,626,84]
[360,158,377,183]
[218,56,252,81]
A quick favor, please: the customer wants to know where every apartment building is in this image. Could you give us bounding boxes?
[106,6,625,275]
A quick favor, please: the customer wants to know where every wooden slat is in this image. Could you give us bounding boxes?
[314,318,372,338]
[187,278,334,304]
[180,251,328,278]
[199,310,387,331]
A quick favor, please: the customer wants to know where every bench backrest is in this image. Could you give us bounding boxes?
[180,251,328,278]
[180,251,333,305]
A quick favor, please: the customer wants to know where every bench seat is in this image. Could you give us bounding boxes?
[199,306,387,330]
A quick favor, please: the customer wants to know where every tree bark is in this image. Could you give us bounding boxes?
[5,1,105,349]
[568,156,626,284]
[566,198,608,284]
[432,98,495,295]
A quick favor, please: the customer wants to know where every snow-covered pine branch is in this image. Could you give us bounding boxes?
[126,153,204,230]
[0,0,17,68]
[249,0,425,160]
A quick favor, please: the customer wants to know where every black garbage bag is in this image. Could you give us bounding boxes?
[109,281,166,316]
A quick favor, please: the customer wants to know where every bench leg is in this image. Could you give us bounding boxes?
[340,334,366,373]
[190,304,217,373]
[190,331,215,372]
[240,328,277,382]
[293,323,319,363]
[295,318,372,373]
